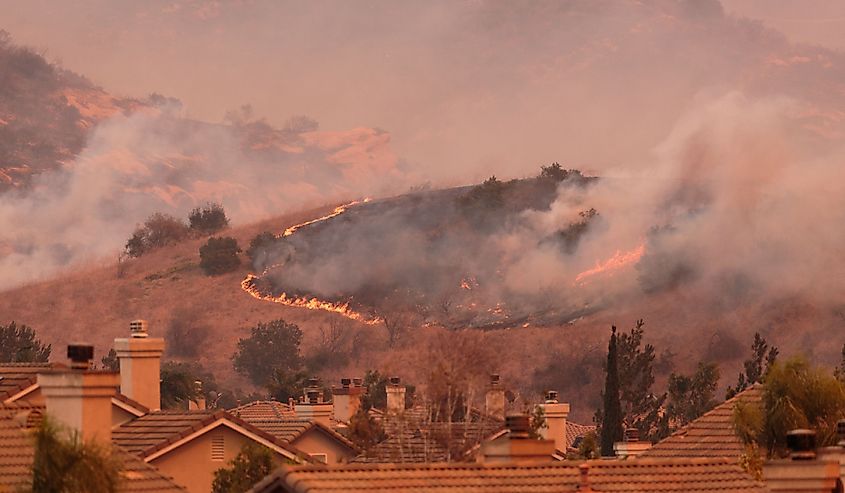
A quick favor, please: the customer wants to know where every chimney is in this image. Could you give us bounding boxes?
[485,374,506,420]
[479,414,556,463]
[37,345,119,443]
[332,377,364,424]
[764,429,841,493]
[386,376,405,415]
[114,320,164,411]
[296,377,333,426]
[818,419,845,485]
[613,427,651,458]
[538,390,570,452]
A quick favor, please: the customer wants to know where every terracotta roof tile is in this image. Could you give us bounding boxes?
[0,364,55,402]
[0,405,185,492]
[230,401,295,420]
[565,421,595,451]
[243,418,359,453]
[251,457,766,493]
[641,385,763,460]
[112,410,313,463]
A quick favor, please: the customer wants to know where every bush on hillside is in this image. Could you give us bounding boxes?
[189,202,229,235]
[199,236,241,275]
[125,212,190,257]
[246,231,277,266]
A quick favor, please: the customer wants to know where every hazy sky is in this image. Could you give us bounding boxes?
[3,0,845,182]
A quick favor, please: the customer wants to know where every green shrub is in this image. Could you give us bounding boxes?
[189,202,229,235]
[199,236,241,275]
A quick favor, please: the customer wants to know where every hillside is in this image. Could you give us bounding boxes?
[0,189,842,421]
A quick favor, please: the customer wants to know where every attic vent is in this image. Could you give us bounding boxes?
[211,433,225,461]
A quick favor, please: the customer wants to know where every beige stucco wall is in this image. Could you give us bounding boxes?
[111,404,138,429]
[150,424,292,493]
[291,428,355,464]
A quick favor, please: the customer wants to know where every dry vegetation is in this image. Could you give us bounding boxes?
[0,202,842,420]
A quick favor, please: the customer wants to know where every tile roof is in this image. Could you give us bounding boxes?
[230,400,295,420]
[250,457,766,493]
[112,410,312,463]
[113,393,150,415]
[0,404,185,492]
[641,384,764,460]
[565,421,596,451]
[0,363,54,402]
[352,431,449,464]
[244,418,359,452]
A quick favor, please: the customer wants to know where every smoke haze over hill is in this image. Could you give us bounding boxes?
[2,0,845,311]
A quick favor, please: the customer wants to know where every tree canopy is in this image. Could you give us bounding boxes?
[233,319,304,387]
[599,326,623,456]
[211,443,275,493]
[0,321,51,363]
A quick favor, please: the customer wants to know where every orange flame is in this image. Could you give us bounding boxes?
[241,274,382,325]
[241,199,382,324]
[575,242,645,284]
[282,198,369,237]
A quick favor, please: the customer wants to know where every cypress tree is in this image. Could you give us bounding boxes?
[600,325,624,456]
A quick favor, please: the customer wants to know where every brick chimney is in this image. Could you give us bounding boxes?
[332,377,364,424]
[296,377,333,426]
[114,320,164,411]
[485,374,505,420]
[539,390,569,452]
[763,429,841,493]
[386,376,405,415]
[613,427,651,458]
[480,414,556,463]
[37,344,119,443]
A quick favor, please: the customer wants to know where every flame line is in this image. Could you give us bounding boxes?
[241,199,382,324]
[574,243,645,284]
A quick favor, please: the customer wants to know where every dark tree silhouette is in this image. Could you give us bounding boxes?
[0,321,51,363]
[599,325,623,456]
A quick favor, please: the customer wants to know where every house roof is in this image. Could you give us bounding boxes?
[0,363,55,402]
[244,418,359,453]
[112,393,150,416]
[112,410,312,463]
[249,457,766,493]
[566,421,596,451]
[641,384,764,460]
[0,404,185,492]
[230,400,295,420]
[352,431,449,464]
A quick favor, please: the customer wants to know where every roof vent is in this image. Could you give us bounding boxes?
[389,376,401,385]
[625,427,640,443]
[67,344,94,370]
[341,378,351,388]
[307,377,319,388]
[129,320,148,338]
[490,374,501,386]
[545,390,558,403]
[352,377,363,387]
[787,429,816,460]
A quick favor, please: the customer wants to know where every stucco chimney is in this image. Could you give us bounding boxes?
[614,427,651,458]
[386,376,405,415]
[485,374,505,420]
[114,320,164,411]
[539,390,570,453]
[480,414,556,463]
[332,377,364,424]
[764,429,841,493]
[297,377,333,426]
[37,345,119,443]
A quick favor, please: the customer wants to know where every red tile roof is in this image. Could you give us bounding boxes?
[112,410,312,463]
[565,421,596,451]
[250,458,766,493]
[0,364,54,402]
[641,385,763,460]
[230,400,295,420]
[244,418,358,453]
[0,404,185,492]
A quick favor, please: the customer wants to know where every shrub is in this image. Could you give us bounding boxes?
[125,212,190,257]
[199,236,241,275]
[189,202,229,235]
[0,321,51,363]
[211,443,275,493]
[246,231,277,265]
